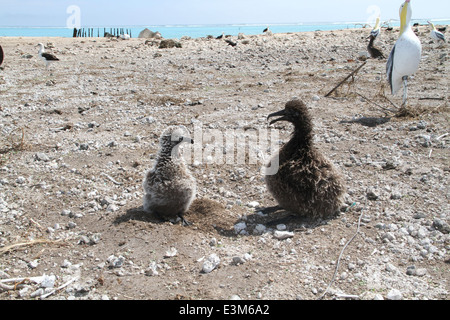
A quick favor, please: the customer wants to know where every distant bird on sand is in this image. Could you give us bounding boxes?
[37,43,59,69]
[216,32,224,40]
[265,100,346,220]
[263,26,270,33]
[0,45,4,66]
[370,16,381,39]
[428,21,446,43]
[143,126,196,225]
[386,0,421,106]
[367,34,385,59]
[225,39,237,47]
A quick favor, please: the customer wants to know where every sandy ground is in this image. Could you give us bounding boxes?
[0,26,449,300]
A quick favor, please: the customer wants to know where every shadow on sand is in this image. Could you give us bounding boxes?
[339,116,391,127]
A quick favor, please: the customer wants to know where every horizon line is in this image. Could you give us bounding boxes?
[1,18,449,29]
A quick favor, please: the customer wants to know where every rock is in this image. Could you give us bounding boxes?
[159,39,182,49]
[39,274,56,288]
[253,224,266,234]
[164,247,178,258]
[273,230,294,240]
[79,143,89,150]
[28,259,39,269]
[247,201,260,208]
[67,221,77,229]
[15,176,26,184]
[366,188,379,200]
[385,263,398,273]
[138,28,162,39]
[107,255,125,268]
[234,222,247,234]
[406,265,416,275]
[61,259,72,268]
[232,256,246,265]
[386,289,403,300]
[35,152,50,162]
[202,254,220,273]
[30,288,44,298]
[415,268,427,277]
[145,262,159,276]
[432,218,450,234]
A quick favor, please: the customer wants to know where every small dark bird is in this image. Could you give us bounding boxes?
[216,32,224,39]
[263,26,269,33]
[0,45,4,66]
[143,126,196,225]
[265,100,346,220]
[367,34,385,59]
[37,43,59,69]
[225,39,237,47]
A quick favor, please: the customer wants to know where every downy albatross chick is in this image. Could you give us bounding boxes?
[367,34,385,59]
[143,126,196,225]
[265,100,346,220]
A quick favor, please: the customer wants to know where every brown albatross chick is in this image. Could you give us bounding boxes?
[367,34,385,59]
[0,44,4,66]
[265,100,346,220]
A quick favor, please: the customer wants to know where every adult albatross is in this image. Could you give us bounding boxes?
[386,0,422,107]
[37,43,60,69]
[428,21,446,43]
[370,16,381,39]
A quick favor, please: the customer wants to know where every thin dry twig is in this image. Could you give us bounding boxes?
[40,276,79,299]
[100,172,123,186]
[0,239,65,256]
[355,92,397,114]
[325,61,367,97]
[318,200,366,300]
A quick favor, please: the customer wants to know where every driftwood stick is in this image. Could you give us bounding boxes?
[40,276,79,299]
[418,97,445,101]
[0,239,65,256]
[325,61,367,97]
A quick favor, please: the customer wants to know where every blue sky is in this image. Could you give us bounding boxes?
[0,0,449,27]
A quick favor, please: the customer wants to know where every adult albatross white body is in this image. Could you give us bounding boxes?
[37,43,59,69]
[386,0,421,106]
[428,21,446,42]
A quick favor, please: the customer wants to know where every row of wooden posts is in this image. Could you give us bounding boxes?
[73,28,133,38]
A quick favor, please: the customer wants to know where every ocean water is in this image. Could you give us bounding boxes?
[0,20,448,39]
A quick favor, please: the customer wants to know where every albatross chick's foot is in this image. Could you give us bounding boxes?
[178,214,191,227]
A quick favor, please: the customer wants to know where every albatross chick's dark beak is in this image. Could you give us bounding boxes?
[267,109,288,125]
[179,136,194,144]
